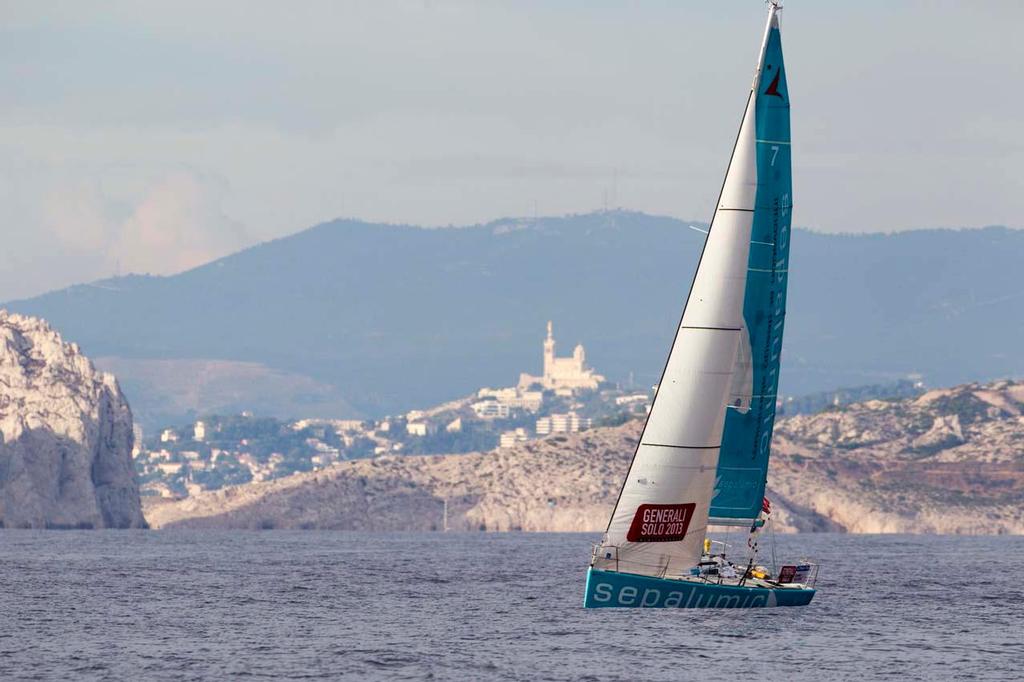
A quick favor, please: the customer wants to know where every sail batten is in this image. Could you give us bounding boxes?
[593,5,787,579]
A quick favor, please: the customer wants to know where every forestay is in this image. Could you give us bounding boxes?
[593,6,783,579]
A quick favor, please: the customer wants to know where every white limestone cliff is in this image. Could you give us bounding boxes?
[146,380,1024,534]
[0,311,145,528]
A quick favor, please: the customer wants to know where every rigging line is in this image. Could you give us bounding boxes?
[640,442,719,450]
[688,225,709,235]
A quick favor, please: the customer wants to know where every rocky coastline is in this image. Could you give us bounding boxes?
[0,311,145,529]
[145,380,1024,534]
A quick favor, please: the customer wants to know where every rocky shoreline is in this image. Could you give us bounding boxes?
[145,380,1024,534]
[0,312,145,529]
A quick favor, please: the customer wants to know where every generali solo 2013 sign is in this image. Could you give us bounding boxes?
[627,503,696,542]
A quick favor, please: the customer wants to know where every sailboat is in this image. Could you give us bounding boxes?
[584,2,816,609]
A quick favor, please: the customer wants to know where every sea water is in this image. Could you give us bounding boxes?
[0,531,1020,680]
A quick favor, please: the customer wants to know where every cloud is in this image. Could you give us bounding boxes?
[111,172,246,275]
[40,181,118,253]
[0,168,248,300]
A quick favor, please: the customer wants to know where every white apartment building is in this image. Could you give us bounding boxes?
[499,428,530,448]
[471,400,511,419]
[477,387,544,413]
[407,422,432,436]
[536,411,592,436]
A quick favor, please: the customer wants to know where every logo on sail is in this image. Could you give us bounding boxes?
[763,70,784,99]
[627,503,696,542]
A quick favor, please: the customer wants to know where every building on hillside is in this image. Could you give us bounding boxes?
[536,411,591,436]
[152,483,176,499]
[193,421,206,441]
[471,400,511,420]
[499,428,530,448]
[518,321,605,394]
[160,428,179,443]
[407,421,435,436]
[478,387,544,412]
[132,424,144,458]
[446,417,463,433]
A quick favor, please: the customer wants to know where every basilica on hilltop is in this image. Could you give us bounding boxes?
[518,321,605,393]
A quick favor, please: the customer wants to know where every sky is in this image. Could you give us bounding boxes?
[1,0,1022,300]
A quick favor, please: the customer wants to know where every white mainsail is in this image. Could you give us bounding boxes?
[593,7,780,579]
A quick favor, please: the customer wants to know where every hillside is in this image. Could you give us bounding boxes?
[7,212,1024,426]
[145,380,1024,534]
[769,380,1024,533]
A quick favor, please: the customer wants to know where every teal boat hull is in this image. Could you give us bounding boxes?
[583,567,815,609]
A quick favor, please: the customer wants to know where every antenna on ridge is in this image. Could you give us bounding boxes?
[612,167,619,209]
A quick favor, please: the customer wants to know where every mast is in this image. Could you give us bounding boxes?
[593,4,782,579]
[711,0,792,524]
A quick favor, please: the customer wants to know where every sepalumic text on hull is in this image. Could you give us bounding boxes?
[584,568,815,609]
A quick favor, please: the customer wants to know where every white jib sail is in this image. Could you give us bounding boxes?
[593,7,778,579]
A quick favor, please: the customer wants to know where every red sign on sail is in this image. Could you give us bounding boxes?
[626,503,696,542]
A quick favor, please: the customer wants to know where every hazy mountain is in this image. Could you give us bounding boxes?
[6,211,1023,426]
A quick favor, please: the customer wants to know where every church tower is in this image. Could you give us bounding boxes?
[543,320,555,379]
[518,319,604,392]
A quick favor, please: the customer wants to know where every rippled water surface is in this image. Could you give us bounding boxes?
[0,531,1020,680]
